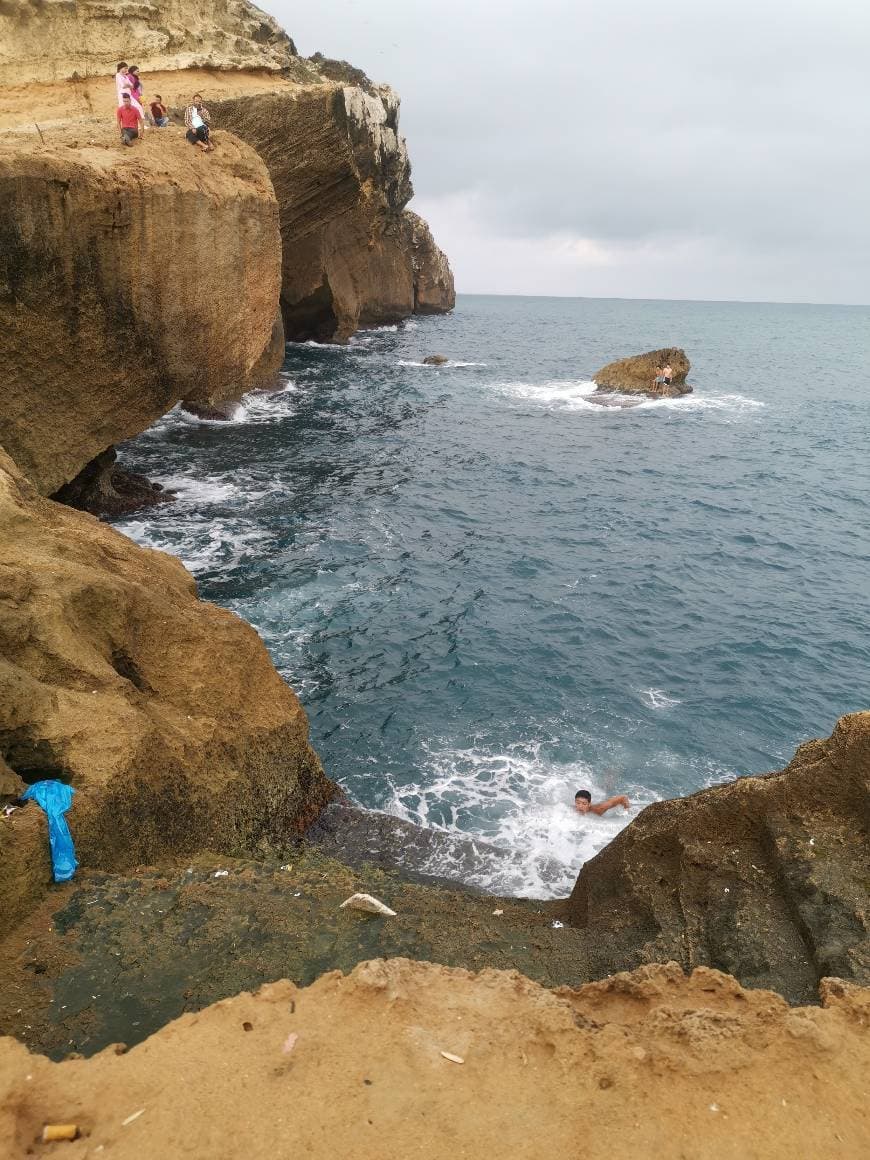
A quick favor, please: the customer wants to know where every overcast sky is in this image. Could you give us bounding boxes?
[266,0,869,303]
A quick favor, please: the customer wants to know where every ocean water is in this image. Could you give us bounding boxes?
[114,295,870,898]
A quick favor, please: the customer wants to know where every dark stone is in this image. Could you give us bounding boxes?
[51,447,172,519]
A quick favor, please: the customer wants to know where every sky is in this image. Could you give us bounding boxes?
[265,0,869,304]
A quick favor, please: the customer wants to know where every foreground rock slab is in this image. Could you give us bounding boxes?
[567,711,870,1004]
[2,957,868,1159]
[593,347,692,397]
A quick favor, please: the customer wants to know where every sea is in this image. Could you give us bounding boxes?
[114,294,870,898]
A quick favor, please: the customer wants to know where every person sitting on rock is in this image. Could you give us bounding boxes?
[574,789,630,817]
[185,95,213,152]
[150,95,169,127]
[116,92,145,147]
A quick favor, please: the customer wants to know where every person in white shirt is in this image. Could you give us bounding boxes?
[184,94,213,152]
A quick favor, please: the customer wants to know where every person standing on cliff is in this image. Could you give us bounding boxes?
[116,92,145,147]
[185,95,213,152]
[574,789,630,817]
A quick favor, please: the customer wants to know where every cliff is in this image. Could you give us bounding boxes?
[0,449,333,938]
[2,959,868,1159]
[566,711,870,1004]
[0,124,283,495]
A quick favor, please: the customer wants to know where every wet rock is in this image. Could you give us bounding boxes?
[51,447,172,519]
[422,354,449,366]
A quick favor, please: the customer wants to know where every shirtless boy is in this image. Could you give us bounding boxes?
[574,789,630,816]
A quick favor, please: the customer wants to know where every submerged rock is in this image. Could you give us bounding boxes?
[593,347,692,397]
[422,354,449,366]
[565,712,870,1004]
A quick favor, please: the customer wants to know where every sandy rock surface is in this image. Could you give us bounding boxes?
[1,957,868,1159]
[567,712,870,1003]
[0,450,333,935]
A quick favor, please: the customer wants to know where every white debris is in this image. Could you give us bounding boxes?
[213,870,229,878]
[440,1052,464,1064]
[121,1109,145,1127]
[339,893,396,917]
[551,920,565,929]
[492,909,504,916]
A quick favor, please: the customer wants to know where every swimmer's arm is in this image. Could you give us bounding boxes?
[590,795,630,816]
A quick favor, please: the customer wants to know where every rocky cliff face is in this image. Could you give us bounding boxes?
[0,0,309,85]
[0,125,282,495]
[0,450,334,938]
[212,80,454,341]
[565,712,870,1004]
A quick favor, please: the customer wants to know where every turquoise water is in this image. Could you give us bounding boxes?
[116,295,870,896]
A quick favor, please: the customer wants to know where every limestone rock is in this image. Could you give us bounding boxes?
[0,0,314,86]
[0,449,334,936]
[404,211,456,314]
[593,347,692,397]
[213,82,427,342]
[0,125,282,493]
[422,354,449,366]
[51,447,171,519]
[564,712,870,1003]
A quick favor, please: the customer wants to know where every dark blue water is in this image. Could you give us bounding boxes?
[115,295,870,895]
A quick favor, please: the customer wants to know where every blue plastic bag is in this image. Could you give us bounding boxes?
[21,780,78,883]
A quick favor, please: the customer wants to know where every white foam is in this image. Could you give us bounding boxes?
[383,740,657,898]
[494,379,600,410]
[493,379,764,416]
[640,688,683,710]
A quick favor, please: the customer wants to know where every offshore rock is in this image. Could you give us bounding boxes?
[1,958,869,1158]
[565,712,870,1004]
[404,210,456,314]
[593,347,692,397]
[0,125,282,493]
[422,354,449,365]
[0,450,333,937]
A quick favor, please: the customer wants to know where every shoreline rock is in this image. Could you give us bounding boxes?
[593,347,692,397]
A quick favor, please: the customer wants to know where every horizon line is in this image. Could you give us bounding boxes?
[453,291,870,309]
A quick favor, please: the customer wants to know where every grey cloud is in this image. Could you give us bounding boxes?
[265,0,870,301]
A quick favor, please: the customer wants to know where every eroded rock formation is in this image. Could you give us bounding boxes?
[404,210,455,314]
[566,712,870,1004]
[0,126,282,494]
[2,959,868,1159]
[594,347,692,397]
[0,450,333,937]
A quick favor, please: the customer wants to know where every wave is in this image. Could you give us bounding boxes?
[382,740,658,898]
[493,378,764,415]
[640,688,683,710]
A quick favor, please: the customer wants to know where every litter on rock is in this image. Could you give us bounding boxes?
[551,920,565,929]
[492,909,504,916]
[440,1052,464,1064]
[339,893,396,917]
[42,1124,79,1142]
[121,1109,145,1126]
[213,870,229,878]
[21,780,78,882]
[282,1032,298,1055]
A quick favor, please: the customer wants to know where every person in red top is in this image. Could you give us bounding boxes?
[116,92,145,146]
